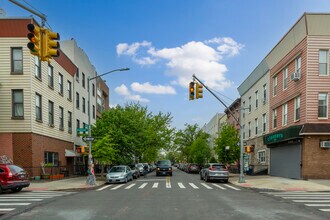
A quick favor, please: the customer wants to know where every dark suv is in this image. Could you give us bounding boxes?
[156,160,172,176]
[0,164,30,193]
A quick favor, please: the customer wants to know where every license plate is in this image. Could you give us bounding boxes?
[162,172,166,174]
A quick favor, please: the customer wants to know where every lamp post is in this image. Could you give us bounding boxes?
[87,68,130,166]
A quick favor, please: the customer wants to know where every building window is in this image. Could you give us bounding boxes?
[76,92,80,109]
[48,65,54,88]
[35,93,42,121]
[282,103,288,126]
[48,101,54,126]
[92,84,95,97]
[273,109,277,129]
[44,152,59,166]
[93,105,96,119]
[11,48,23,74]
[59,106,64,130]
[255,118,258,135]
[295,96,300,121]
[248,97,251,113]
[296,56,301,75]
[263,84,267,104]
[76,68,79,82]
[82,97,86,113]
[242,124,245,139]
[76,119,80,136]
[67,81,72,101]
[242,101,245,118]
[58,73,63,95]
[318,93,328,118]
[319,50,328,76]
[258,150,266,163]
[248,122,251,138]
[283,67,288,90]
[35,56,41,79]
[82,72,85,88]
[262,113,266,133]
[255,91,258,109]
[68,111,72,133]
[273,76,277,96]
[12,89,24,118]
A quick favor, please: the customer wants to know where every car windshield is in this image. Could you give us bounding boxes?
[109,167,125,173]
[157,160,171,165]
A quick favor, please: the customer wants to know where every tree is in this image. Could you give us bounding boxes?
[214,124,240,165]
[190,136,211,164]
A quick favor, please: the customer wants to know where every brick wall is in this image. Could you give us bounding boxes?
[302,135,330,179]
[0,133,14,159]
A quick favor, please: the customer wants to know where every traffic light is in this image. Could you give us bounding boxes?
[76,147,82,153]
[42,29,60,62]
[189,82,195,100]
[76,146,86,154]
[245,145,254,153]
[195,82,203,99]
[27,24,42,57]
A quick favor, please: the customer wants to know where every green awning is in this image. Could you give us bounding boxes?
[263,125,303,145]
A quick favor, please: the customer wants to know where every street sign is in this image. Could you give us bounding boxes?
[76,128,88,132]
[82,136,94,142]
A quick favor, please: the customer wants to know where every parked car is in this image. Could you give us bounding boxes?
[0,164,30,193]
[156,160,172,176]
[200,163,229,183]
[128,164,140,179]
[106,165,133,183]
[186,163,201,174]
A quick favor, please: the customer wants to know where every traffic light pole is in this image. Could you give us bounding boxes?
[86,68,130,166]
[192,74,246,183]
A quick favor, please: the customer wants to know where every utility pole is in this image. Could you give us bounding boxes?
[192,74,246,183]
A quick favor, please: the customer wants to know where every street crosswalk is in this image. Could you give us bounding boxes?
[0,191,75,216]
[96,182,241,191]
[261,191,330,212]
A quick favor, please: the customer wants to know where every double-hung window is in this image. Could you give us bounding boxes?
[82,97,86,113]
[283,67,288,90]
[76,119,80,136]
[35,93,42,121]
[67,81,72,101]
[59,107,64,130]
[258,151,266,163]
[255,118,258,135]
[295,96,300,121]
[48,65,54,88]
[248,122,251,138]
[255,91,258,109]
[296,56,301,76]
[68,111,72,133]
[242,124,245,139]
[248,97,251,113]
[44,152,59,166]
[82,73,85,88]
[273,109,277,129]
[48,101,54,126]
[319,50,328,76]
[76,92,80,109]
[58,73,63,95]
[262,113,266,133]
[35,56,41,79]
[242,101,246,118]
[12,90,24,118]
[92,84,95,97]
[11,48,23,74]
[282,103,288,126]
[318,93,328,118]
[263,84,267,104]
[273,76,277,96]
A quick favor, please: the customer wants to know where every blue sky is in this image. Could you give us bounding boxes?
[2,0,330,129]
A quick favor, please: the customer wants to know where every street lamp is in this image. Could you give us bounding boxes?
[87,68,130,166]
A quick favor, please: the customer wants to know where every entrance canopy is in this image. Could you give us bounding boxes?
[65,149,80,157]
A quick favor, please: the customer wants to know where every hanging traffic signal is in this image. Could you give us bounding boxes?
[189,82,195,100]
[27,24,42,57]
[76,146,86,154]
[195,82,203,99]
[76,147,82,153]
[42,29,60,62]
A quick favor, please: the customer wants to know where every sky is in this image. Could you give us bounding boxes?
[2,0,330,130]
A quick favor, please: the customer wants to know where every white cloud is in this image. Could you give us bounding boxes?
[116,37,244,90]
[114,84,149,103]
[131,82,176,95]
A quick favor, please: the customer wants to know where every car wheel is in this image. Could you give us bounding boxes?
[11,187,22,193]
[224,179,228,183]
[200,174,203,180]
[125,177,128,183]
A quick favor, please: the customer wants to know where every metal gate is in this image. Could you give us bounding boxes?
[270,143,301,179]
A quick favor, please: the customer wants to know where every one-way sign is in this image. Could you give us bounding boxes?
[82,136,94,142]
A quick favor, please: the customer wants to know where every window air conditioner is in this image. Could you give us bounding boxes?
[290,72,300,82]
[320,141,330,148]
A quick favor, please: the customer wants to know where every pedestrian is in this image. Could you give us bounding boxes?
[143,164,148,178]
[86,163,96,185]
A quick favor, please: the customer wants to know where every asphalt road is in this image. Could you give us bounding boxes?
[2,168,330,220]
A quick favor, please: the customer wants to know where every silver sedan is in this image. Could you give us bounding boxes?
[106,165,133,184]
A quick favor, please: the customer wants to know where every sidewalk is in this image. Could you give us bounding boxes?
[229,174,330,191]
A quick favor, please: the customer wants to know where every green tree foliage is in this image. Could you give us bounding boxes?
[91,103,173,165]
[214,124,240,164]
[190,136,211,164]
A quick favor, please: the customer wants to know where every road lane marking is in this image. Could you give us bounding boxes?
[282,197,330,199]
[189,183,199,189]
[96,185,112,191]
[125,184,136,189]
[111,185,124,190]
[212,184,226,190]
[200,183,212,189]
[0,208,15,212]
[178,183,185,189]
[166,176,171,188]
[139,183,148,189]
[0,203,31,206]
[274,194,330,197]
[305,204,330,206]
[292,200,330,203]
[137,179,166,181]
[261,192,330,195]
[0,199,42,202]
[224,184,240,190]
[319,209,330,212]
[0,197,52,199]
[152,183,158,188]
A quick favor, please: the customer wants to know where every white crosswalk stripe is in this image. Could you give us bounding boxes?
[138,183,148,189]
[224,184,240,190]
[262,191,330,212]
[200,183,212,189]
[178,183,185,189]
[125,184,136,189]
[189,183,199,189]
[111,184,124,190]
[96,185,112,191]
[152,183,158,188]
[212,184,226,190]
[0,208,15,212]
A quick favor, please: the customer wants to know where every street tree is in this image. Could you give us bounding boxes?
[190,136,211,164]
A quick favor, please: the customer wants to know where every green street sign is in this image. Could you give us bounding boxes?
[76,128,88,132]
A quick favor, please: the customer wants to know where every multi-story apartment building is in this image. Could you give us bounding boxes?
[96,78,109,119]
[0,18,78,176]
[238,13,330,179]
[237,61,270,174]
[224,98,241,130]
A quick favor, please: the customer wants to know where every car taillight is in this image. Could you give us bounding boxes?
[209,167,213,171]
[5,166,12,178]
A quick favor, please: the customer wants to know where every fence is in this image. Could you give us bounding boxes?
[23,165,87,180]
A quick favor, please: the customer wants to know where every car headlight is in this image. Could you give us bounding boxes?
[169,167,172,170]
[157,168,160,170]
